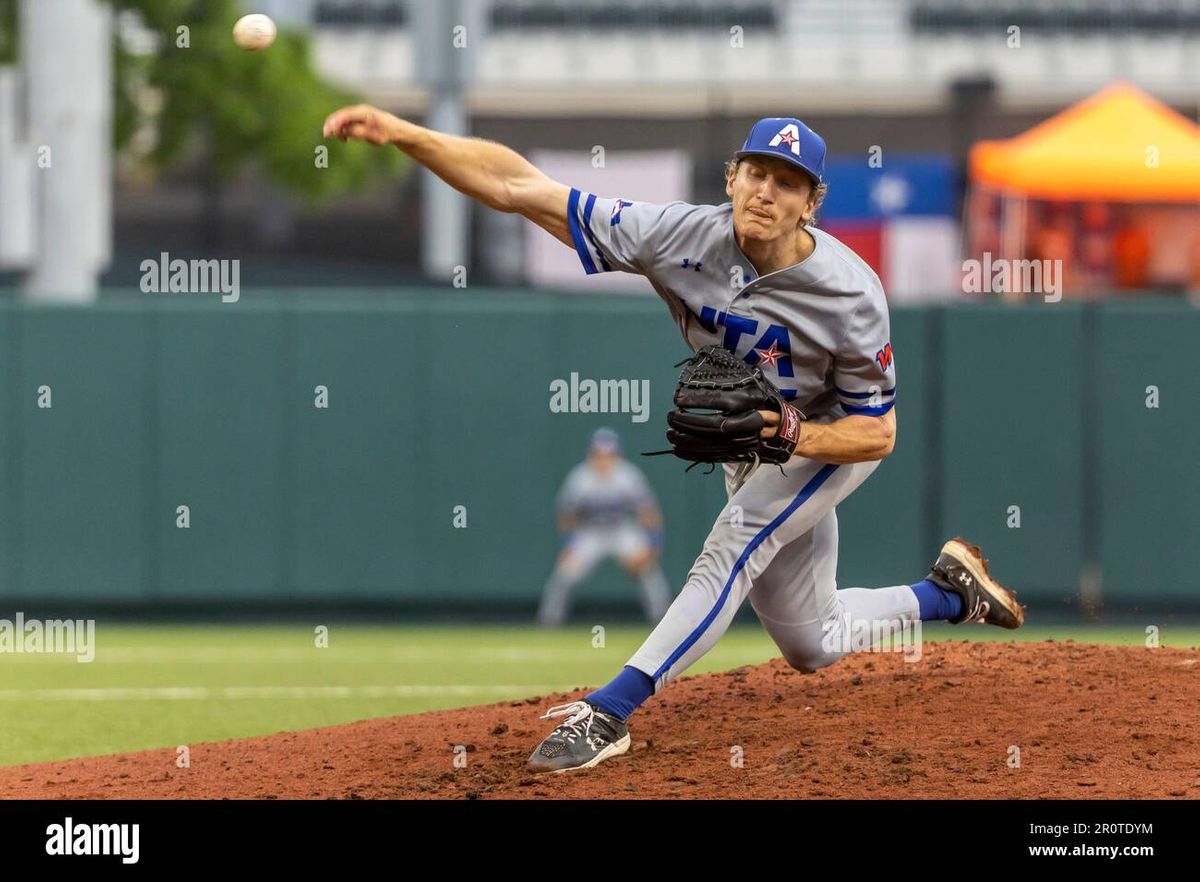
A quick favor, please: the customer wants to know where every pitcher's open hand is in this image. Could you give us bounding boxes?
[322,104,403,146]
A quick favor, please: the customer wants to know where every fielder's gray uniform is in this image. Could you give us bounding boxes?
[537,459,671,626]
[567,189,920,689]
[557,459,654,528]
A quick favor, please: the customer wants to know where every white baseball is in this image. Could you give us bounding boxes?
[232,13,277,51]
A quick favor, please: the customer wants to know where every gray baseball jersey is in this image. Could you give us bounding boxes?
[557,459,656,530]
[565,190,896,419]
[565,189,913,693]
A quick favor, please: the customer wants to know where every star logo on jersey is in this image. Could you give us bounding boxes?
[610,198,632,226]
[768,124,802,156]
[755,341,785,369]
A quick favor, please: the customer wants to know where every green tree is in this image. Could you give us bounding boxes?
[0,0,16,65]
[109,0,404,199]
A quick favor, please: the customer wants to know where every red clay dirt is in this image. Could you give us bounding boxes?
[1,640,1197,799]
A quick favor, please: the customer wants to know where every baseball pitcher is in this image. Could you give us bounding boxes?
[322,106,1026,775]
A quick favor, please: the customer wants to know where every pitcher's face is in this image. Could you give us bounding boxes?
[726,156,819,244]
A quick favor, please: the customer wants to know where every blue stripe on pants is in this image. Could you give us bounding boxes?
[651,463,840,683]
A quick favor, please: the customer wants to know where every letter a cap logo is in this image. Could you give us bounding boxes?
[735,117,826,185]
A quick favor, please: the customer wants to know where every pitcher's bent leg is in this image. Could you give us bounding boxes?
[750,504,921,672]
[625,458,876,692]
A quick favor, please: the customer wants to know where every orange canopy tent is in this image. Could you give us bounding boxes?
[970,82,1200,202]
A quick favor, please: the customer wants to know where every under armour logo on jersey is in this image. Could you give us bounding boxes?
[610,199,632,226]
[875,342,894,372]
[769,124,802,156]
[681,258,703,272]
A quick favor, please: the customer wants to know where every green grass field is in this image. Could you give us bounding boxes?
[1,621,1197,767]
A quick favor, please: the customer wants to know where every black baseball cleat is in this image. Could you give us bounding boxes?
[526,699,631,773]
[926,537,1026,629]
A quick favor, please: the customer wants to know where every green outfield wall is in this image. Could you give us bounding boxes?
[0,292,1194,611]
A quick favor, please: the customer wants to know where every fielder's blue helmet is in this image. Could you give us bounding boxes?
[590,427,621,453]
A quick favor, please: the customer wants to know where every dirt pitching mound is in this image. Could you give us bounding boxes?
[2,641,1197,799]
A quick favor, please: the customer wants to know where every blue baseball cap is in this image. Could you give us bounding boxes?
[734,117,826,186]
[590,427,620,453]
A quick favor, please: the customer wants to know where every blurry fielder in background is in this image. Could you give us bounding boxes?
[537,428,671,628]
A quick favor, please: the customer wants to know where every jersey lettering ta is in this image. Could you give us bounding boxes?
[565,189,896,420]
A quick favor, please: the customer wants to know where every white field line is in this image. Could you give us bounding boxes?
[0,646,775,664]
[0,684,571,701]
[99,647,594,663]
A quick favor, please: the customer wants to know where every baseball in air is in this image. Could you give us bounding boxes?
[232,13,277,51]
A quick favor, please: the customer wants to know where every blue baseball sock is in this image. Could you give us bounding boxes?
[910,578,965,621]
[587,665,654,721]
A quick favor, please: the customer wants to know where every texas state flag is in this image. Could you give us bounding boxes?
[819,155,960,302]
